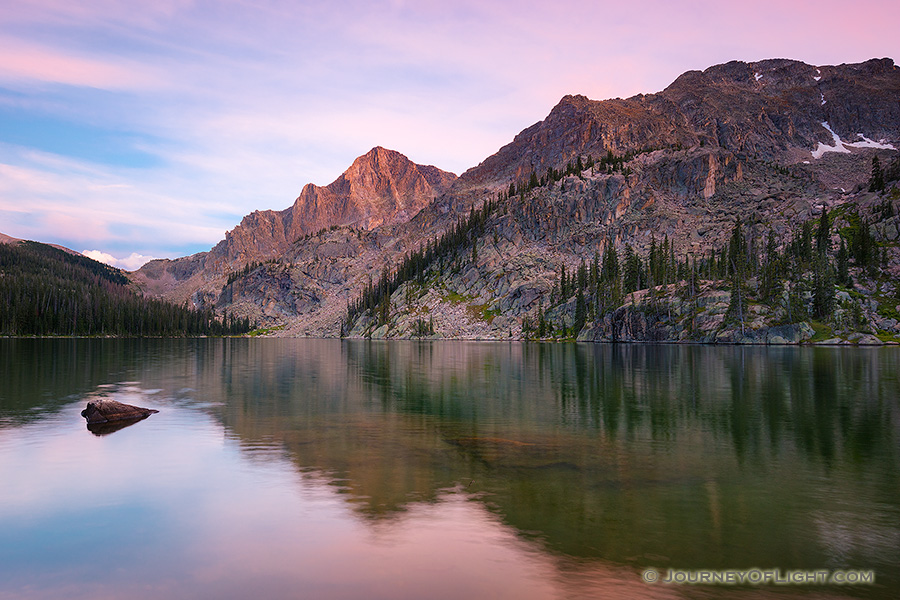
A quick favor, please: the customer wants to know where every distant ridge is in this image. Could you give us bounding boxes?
[0,232,85,256]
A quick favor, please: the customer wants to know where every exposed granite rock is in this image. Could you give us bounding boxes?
[458,58,900,187]
[855,334,885,346]
[575,294,816,345]
[212,147,456,264]
[81,399,159,425]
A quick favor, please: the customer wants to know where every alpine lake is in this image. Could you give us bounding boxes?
[1,338,898,600]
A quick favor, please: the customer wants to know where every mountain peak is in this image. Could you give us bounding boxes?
[346,146,415,180]
[203,148,456,265]
[353,146,397,165]
[461,57,900,186]
[362,145,396,157]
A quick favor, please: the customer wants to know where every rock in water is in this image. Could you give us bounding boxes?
[81,399,159,424]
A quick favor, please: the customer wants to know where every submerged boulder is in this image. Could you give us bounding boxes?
[81,399,159,425]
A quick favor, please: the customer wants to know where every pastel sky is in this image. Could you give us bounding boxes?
[1,0,898,269]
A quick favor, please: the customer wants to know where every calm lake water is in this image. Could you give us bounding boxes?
[1,339,898,600]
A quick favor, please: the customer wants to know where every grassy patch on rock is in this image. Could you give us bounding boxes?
[442,290,475,305]
[249,324,286,337]
[467,303,501,324]
[808,321,835,343]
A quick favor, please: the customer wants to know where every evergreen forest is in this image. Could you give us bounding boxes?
[0,241,251,336]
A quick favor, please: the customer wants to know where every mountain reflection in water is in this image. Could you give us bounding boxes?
[0,338,897,599]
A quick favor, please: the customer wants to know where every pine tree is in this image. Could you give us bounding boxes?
[812,255,835,319]
[597,245,621,312]
[836,237,850,286]
[648,235,658,286]
[622,245,642,294]
[559,264,568,299]
[537,299,546,338]
[816,206,830,256]
[799,220,814,266]
[378,293,391,327]
[668,238,676,285]
[870,156,885,192]
[851,216,875,272]
[574,286,586,334]
[601,245,619,283]
[725,220,748,333]
[577,258,587,291]
[760,229,782,304]
[727,219,747,277]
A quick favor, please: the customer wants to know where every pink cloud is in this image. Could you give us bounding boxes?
[0,36,165,90]
[1,0,898,261]
[1,0,192,30]
[0,155,228,253]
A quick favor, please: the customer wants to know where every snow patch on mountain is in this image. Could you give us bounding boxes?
[847,134,896,150]
[811,122,895,159]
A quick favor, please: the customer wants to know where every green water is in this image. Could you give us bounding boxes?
[1,339,898,599]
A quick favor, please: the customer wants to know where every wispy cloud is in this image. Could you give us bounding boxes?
[1,0,898,260]
[0,36,167,90]
[0,146,231,255]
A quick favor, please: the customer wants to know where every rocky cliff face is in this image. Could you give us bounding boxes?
[213,146,456,263]
[459,58,900,187]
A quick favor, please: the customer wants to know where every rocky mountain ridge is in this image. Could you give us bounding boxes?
[217,146,457,263]
[133,147,455,301]
[458,58,899,186]
[133,58,900,343]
